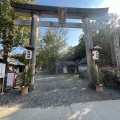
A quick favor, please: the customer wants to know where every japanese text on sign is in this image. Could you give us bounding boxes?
[25,50,32,59]
[6,73,15,86]
[0,64,6,78]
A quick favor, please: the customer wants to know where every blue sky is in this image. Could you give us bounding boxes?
[38,0,104,48]
[36,0,104,8]
[2,0,120,54]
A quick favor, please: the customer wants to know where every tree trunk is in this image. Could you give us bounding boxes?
[2,29,11,91]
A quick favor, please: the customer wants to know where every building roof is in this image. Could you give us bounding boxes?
[0,57,25,66]
[57,61,75,66]
[10,58,25,66]
[57,58,87,66]
[75,58,87,65]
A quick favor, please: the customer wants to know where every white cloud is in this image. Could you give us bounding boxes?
[100,0,120,15]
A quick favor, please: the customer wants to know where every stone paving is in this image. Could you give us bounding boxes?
[0,71,120,108]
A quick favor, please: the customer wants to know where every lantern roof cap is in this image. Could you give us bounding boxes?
[90,45,102,51]
[25,45,35,50]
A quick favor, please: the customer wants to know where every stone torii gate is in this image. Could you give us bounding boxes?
[11,1,108,89]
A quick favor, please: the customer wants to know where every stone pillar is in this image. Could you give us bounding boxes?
[29,14,39,89]
[113,34,120,68]
[110,36,117,66]
[83,18,94,84]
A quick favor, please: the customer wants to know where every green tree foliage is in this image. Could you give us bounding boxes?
[92,13,120,66]
[74,34,86,60]
[11,53,28,65]
[68,13,120,66]
[61,34,86,61]
[37,28,68,73]
[0,0,35,49]
[0,0,35,71]
[60,46,75,61]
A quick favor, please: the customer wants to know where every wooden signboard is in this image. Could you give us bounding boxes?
[0,63,6,95]
[6,73,15,86]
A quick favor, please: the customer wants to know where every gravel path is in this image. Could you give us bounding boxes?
[0,71,120,108]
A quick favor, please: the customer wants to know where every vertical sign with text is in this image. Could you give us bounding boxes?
[25,50,32,59]
[0,64,6,78]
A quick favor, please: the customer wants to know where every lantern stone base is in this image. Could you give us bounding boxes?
[96,84,103,92]
[21,86,29,95]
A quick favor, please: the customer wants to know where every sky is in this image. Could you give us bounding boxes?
[2,0,120,54]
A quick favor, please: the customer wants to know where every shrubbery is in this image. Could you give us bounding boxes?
[90,65,104,85]
[101,67,120,90]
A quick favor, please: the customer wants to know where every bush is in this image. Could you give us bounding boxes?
[90,65,104,85]
[99,71,105,84]
[78,70,88,79]
[90,65,99,85]
[21,67,33,87]
[101,67,120,89]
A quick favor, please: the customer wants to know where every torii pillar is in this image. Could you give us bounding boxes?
[29,14,39,90]
[83,18,94,84]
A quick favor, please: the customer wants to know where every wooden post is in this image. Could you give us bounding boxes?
[1,78,4,95]
[93,59,95,66]
[28,60,30,67]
